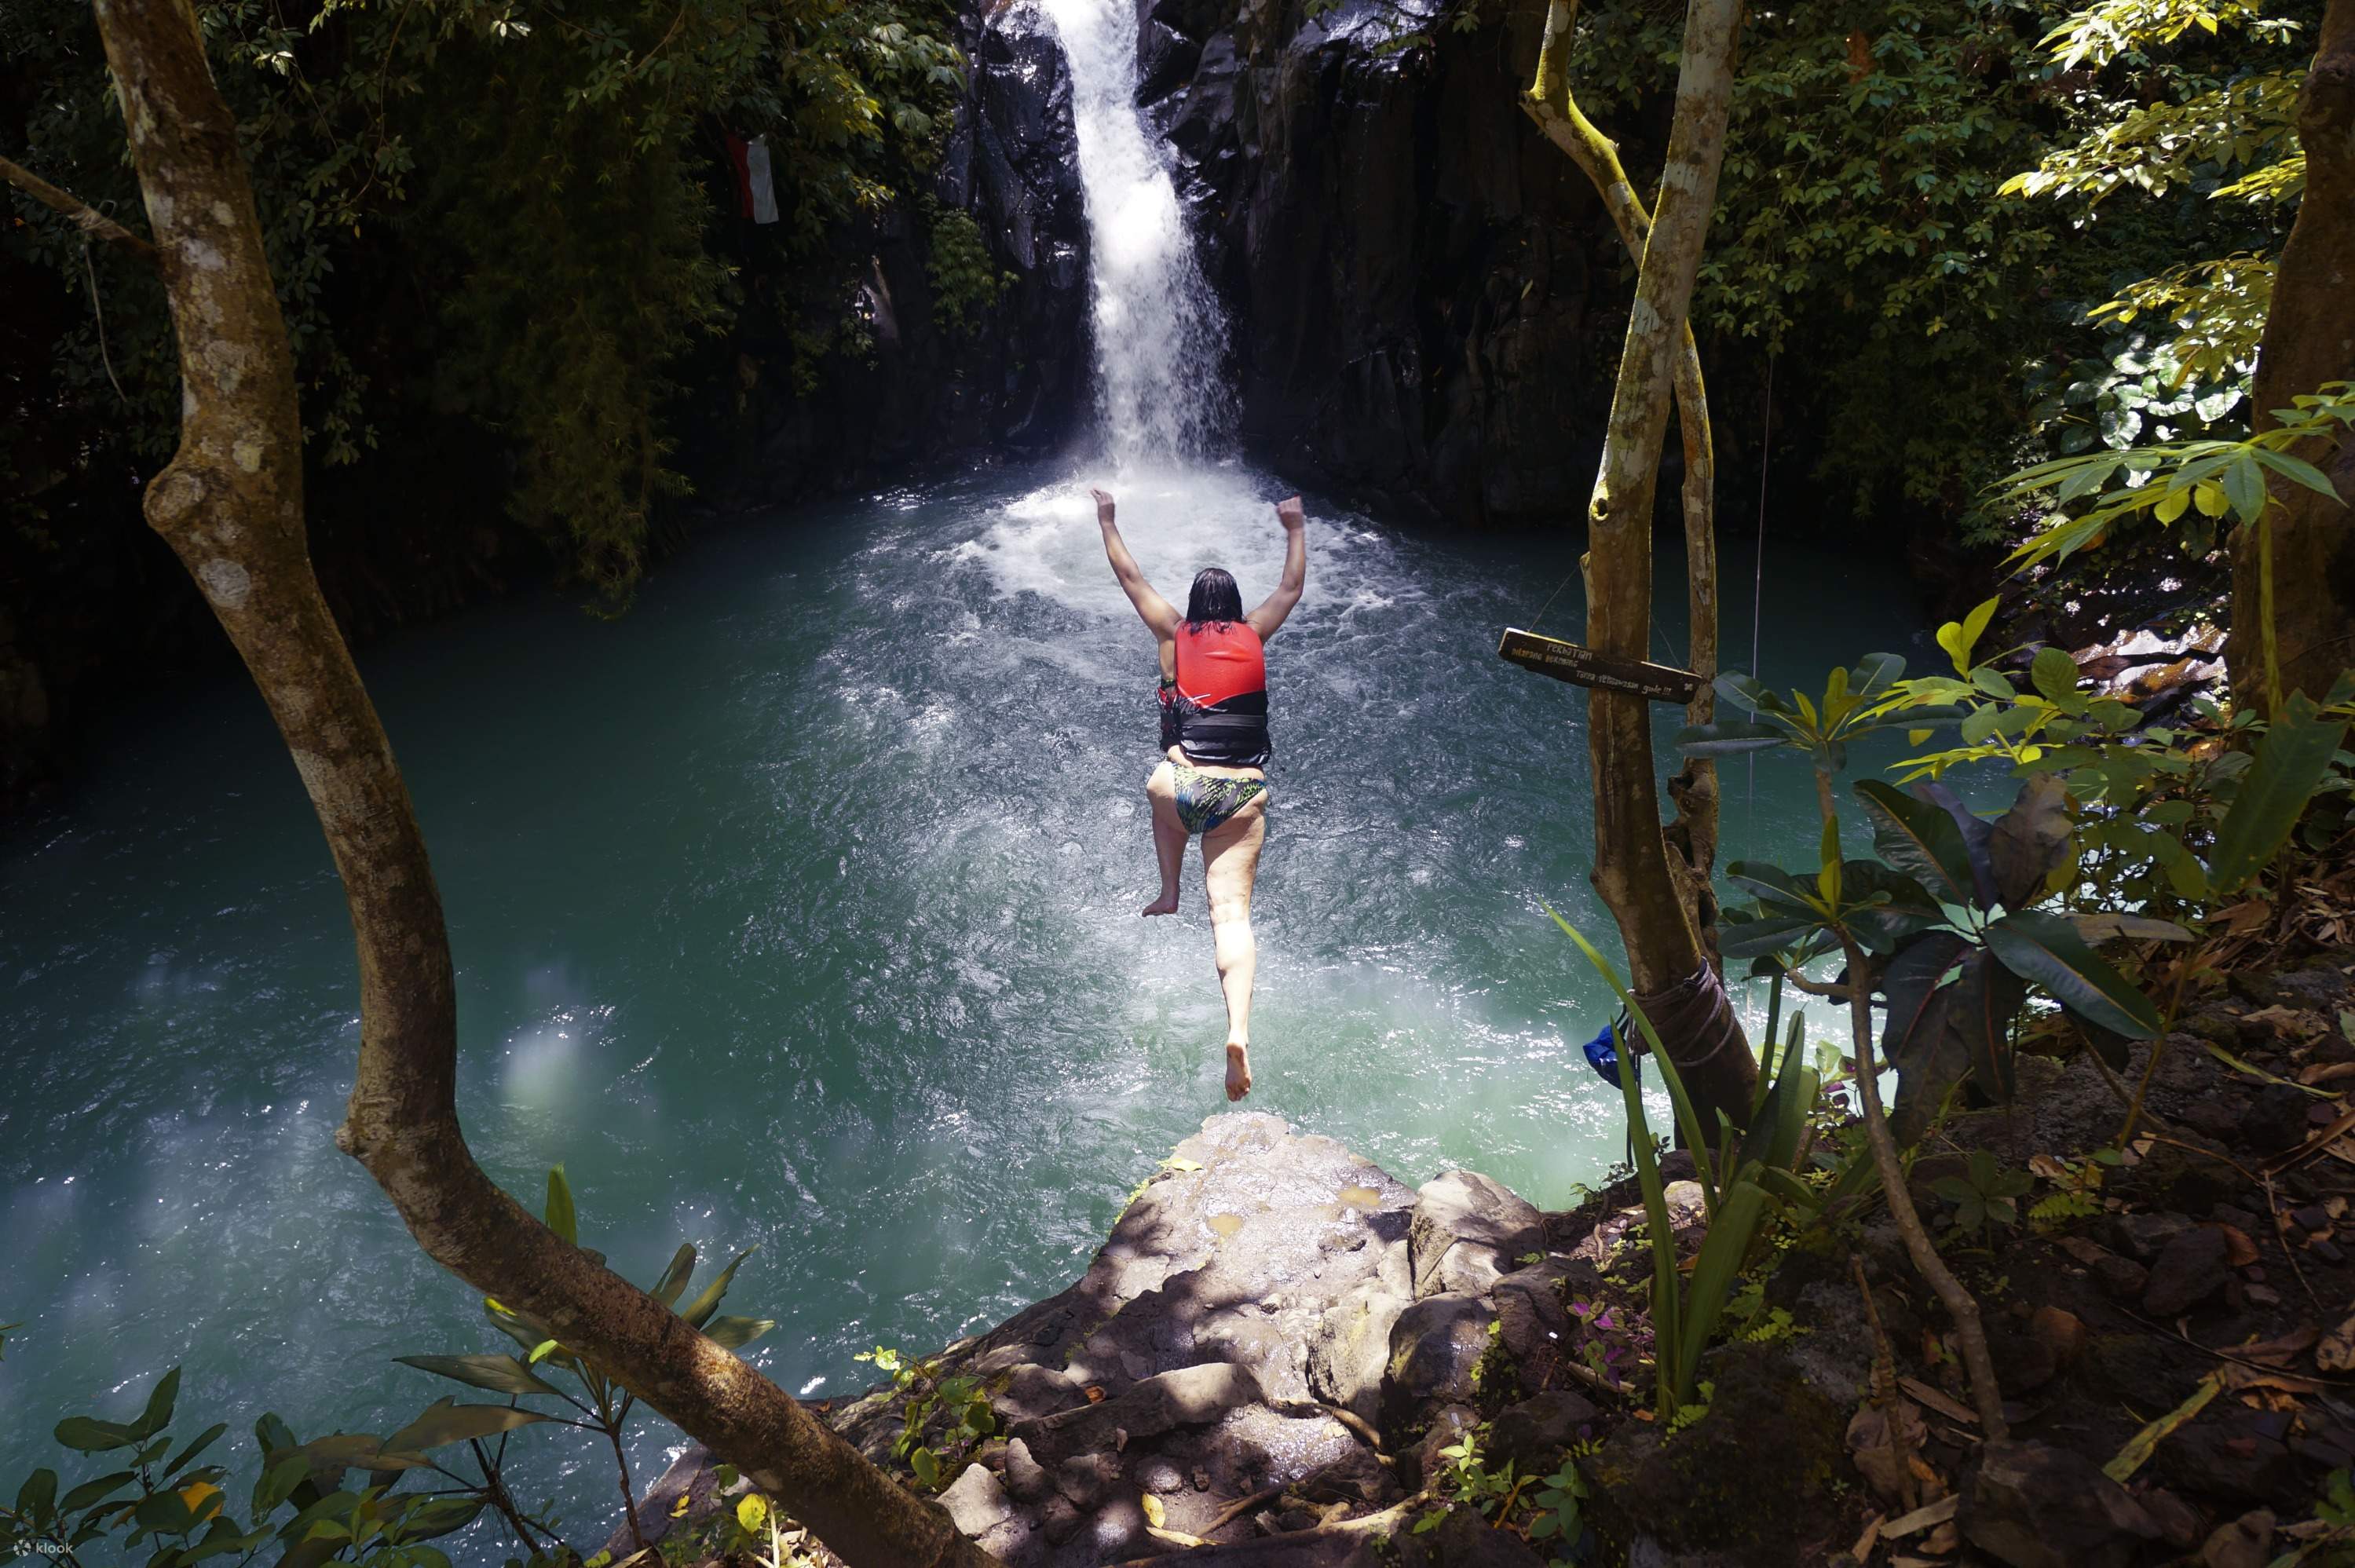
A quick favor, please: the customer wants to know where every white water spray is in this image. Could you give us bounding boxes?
[1035,0,1228,464]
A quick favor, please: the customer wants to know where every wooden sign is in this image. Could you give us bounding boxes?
[1497,627,1702,704]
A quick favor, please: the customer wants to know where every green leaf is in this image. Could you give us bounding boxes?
[680,1248,757,1329]
[2222,451,2267,523]
[16,1468,57,1524]
[1983,911,2162,1040]
[163,1424,230,1480]
[2208,695,2348,892]
[391,1354,566,1400]
[648,1243,697,1309]
[544,1165,578,1247]
[382,1399,552,1457]
[58,1471,137,1514]
[703,1316,776,1351]
[2029,647,2081,707]
[1672,1176,1770,1406]
[52,1416,143,1454]
[1673,720,1788,756]
[1854,780,1978,906]
[123,1367,183,1442]
[1849,652,1905,703]
[909,1447,940,1489]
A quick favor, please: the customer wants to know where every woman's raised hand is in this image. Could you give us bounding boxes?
[1089,486,1117,524]
[1275,495,1305,530]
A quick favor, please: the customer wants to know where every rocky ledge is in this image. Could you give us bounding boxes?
[628,1111,1616,1566]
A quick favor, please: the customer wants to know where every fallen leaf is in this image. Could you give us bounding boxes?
[2236,1326,2320,1364]
[2299,1062,2355,1086]
[2217,899,2274,934]
[2213,1223,2261,1266]
[2028,1154,2073,1182]
[1922,1519,1962,1555]
[1849,1514,1885,1565]
[2318,1318,2355,1373]
[1142,1493,1166,1528]
[1883,1494,1960,1537]
[2246,1005,2330,1037]
[2054,1235,2109,1268]
[1084,1385,1106,1403]
[2105,1373,2223,1482]
[1849,1400,1927,1501]
[1898,1376,1979,1427]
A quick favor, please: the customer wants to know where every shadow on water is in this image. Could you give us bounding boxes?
[0,455,1937,1531]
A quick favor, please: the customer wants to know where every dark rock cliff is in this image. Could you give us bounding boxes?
[1139,0,1621,524]
[693,2,1092,509]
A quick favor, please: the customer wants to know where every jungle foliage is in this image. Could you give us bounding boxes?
[5,0,970,601]
[1563,0,2317,535]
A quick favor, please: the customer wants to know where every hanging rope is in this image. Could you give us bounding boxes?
[1745,355,1775,837]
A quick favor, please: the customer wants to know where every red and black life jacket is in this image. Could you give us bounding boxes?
[1157,620,1271,768]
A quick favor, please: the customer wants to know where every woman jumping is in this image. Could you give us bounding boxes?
[1092,486,1307,1102]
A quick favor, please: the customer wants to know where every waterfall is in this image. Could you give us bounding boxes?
[1036,0,1228,466]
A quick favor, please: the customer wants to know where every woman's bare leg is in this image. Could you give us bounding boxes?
[1143,762,1185,916]
[1202,799,1267,1100]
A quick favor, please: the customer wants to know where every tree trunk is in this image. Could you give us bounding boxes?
[87,2,996,1562]
[2227,0,2355,711]
[1552,0,1754,1128]
[1524,0,1721,956]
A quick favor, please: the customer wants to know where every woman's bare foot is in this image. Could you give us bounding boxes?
[1225,1042,1252,1102]
[1142,890,1180,916]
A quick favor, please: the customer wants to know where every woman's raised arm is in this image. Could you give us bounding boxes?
[1093,488,1180,636]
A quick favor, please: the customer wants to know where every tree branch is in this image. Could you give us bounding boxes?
[86,0,996,1560]
[0,152,157,265]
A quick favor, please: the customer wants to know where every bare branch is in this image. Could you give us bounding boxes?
[0,152,157,265]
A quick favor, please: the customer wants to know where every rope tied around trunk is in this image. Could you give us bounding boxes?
[1631,961,1744,1070]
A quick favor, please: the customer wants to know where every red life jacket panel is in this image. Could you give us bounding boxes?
[1157,620,1271,768]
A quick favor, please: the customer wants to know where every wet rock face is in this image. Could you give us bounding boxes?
[1139,0,1614,521]
[706,0,1090,510]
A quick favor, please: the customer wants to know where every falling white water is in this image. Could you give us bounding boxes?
[1035,0,1229,464]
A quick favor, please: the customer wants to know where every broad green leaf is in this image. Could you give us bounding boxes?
[1672,1176,1770,1407]
[382,1399,552,1457]
[1854,780,1977,906]
[704,1316,777,1351]
[2029,647,2080,706]
[164,1423,230,1480]
[544,1165,578,1247]
[2207,695,2348,892]
[680,1248,757,1329]
[58,1471,136,1514]
[648,1243,697,1308]
[1673,720,1788,756]
[16,1469,57,1524]
[391,1354,565,1400]
[1817,816,1842,908]
[128,1368,182,1442]
[1724,861,1819,912]
[52,1416,142,1454]
[1849,652,1905,702]
[909,1446,940,1489]
[1984,911,2162,1040]
[737,1493,770,1534]
[2221,452,2266,522]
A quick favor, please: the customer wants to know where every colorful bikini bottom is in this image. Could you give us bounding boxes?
[1165,762,1269,835]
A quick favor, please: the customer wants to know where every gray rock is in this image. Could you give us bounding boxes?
[938,1463,1038,1566]
[2203,1509,2277,1568]
[1391,1504,1548,1566]
[1009,1360,1262,1462]
[1493,1265,1573,1364]
[1489,1390,1600,1474]
[1962,1439,2164,1568]
[1054,1450,1119,1508]
[993,1361,1088,1424]
[1382,1292,1497,1430]
[1000,1436,1051,1504]
[1410,1170,1543,1299]
[1306,1277,1409,1424]
[2144,1225,2232,1317]
[2106,1210,2193,1261]
[2094,1252,2152,1301]
[1136,1456,1187,1493]
[1400,1404,1479,1491]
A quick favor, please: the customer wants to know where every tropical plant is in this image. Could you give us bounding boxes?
[1547,916,1820,1413]
[848,1347,997,1492]
[0,1367,528,1568]
[1933,1150,2036,1237]
[396,1164,774,1554]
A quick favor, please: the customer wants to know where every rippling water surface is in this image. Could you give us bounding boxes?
[0,459,1932,1533]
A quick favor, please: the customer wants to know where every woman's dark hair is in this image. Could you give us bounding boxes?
[1187,567,1245,627]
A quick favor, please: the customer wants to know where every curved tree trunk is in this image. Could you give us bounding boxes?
[87,1,996,1562]
[1529,0,1753,1130]
[1523,0,1721,957]
[2227,0,2355,711]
